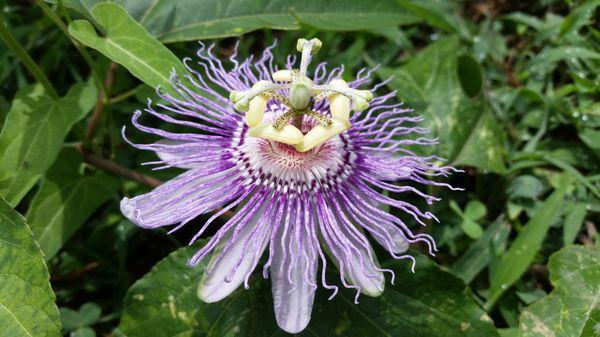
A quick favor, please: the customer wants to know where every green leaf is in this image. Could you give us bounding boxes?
[451,109,506,173]
[498,328,521,337]
[62,0,420,43]
[529,46,600,74]
[465,200,487,220]
[60,302,102,331]
[292,1,421,31]
[562,202,587,245]
[473,19,508,62]
[449,199,464,216]
[487,175,572,307]
[530,152,600,199]
[78,303,102,327]
[72,327,96,337]
[507,175,546,200]
[579,128,600,152]
[26,148,119,260]
[395,0,463,34]
[461,218,484,239]
[515,288,547,305]
[519,246,600,337]
[560,0,600,36]
[0,196,61,336]
[0,83,97,206]
[504,12,545,31]
[116,244,499,336]
[59,308,81,331]
[68,3,187,97]
[457,54,484,98]
[451,216,510,283]
[368,27,413,50]
[379,37,506,173]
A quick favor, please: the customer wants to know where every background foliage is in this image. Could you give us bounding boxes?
[0,0,599,336]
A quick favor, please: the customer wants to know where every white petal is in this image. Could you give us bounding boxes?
[271,232,317,333]
[154,139,204,169]
[372,228,409,254]
[197,221,269,303]
[345,244,385,297]
[120,167,237,228]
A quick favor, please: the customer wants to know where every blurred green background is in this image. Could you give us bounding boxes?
[0,0,598,336]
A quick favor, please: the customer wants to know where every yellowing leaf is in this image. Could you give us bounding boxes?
[520,246,600,337]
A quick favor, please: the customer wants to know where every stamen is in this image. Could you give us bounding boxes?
[229,37,373,152]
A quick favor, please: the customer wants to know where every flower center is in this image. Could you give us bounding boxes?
[231,118,353,194]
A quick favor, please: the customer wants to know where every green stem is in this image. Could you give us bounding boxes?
[56,0,74,23]
[107,87,138,105]
[35,0,109,102]
[0,15,59,99]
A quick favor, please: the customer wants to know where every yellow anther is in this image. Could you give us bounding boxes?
[241,81,271,125]
[235,100,250,112]
[272,70,293,82]
[246,95,268,127]
[253,80,272,89]
[293,119,350,152]
[359,90,373,101]
[352,98,369,111]
[229,91,244,103]
[248,124,303,145]
[329,79,351,121]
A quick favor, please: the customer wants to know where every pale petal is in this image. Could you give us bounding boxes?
[120,167,238,228]
[345,243,385,297]
[153,139,205,169]
[271,232,317,333]
[197,221,269,303]
[373,229,409,254]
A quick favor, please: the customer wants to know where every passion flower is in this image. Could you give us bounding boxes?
[121,38,456,333]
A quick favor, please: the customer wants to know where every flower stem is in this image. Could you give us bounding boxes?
[0,14,59,100]
[75,144,163,188]
[86,62,118,141]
